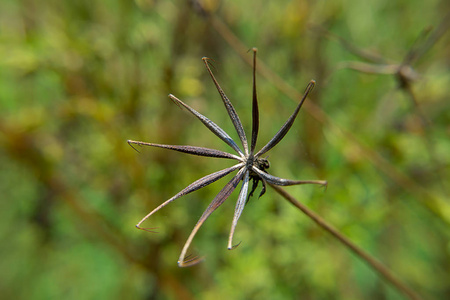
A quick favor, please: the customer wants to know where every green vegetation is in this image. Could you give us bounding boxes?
[0,0,449,299]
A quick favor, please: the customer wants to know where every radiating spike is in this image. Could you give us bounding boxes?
[255,80,315,158]
[250,48,259,155]
[227,171,250,250]
[178,168,245,267]
[252,166,327,187]
[136,163,244,230]
[127,140,242,161]
[168,94,244,157]
[203,57,249,156]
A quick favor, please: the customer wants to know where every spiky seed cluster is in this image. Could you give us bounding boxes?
[128,48,327,267]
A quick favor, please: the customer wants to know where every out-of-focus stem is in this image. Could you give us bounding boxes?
[270,183,423,300]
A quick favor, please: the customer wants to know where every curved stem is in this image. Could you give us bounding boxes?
[269,183,423,300]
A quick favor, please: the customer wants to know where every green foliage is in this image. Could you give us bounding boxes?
[0,0,449,299]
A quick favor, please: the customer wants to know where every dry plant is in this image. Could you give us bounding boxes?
[128,48,422,299]
[128,49,326,267]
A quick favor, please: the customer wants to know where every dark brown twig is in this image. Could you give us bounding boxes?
[269,183,423,300]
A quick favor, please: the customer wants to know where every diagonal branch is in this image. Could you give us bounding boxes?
[203,57,249,156]
[269,183,423,300]
[128,140,242,161]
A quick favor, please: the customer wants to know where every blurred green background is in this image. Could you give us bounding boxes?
[1,0,449,299]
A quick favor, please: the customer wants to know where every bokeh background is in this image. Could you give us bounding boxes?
[1,0,449,299]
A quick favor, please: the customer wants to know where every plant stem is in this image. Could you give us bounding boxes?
[269,183,423,300]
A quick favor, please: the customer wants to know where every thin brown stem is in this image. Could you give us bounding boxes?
[269,183,423,300]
